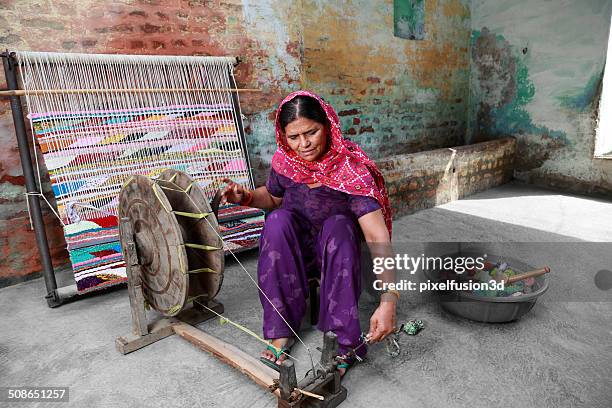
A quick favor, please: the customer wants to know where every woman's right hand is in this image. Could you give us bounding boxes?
[220,178,249,205]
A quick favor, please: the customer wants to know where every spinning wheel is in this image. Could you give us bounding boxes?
[116,170,348,408]
[118,169,224,317]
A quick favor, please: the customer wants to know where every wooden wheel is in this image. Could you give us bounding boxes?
[157,169,224,302]
[118,170,224,317]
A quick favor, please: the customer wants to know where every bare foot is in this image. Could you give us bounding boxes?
[261,337,292,367]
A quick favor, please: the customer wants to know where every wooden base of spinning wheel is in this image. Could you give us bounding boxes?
[115,300,224,355]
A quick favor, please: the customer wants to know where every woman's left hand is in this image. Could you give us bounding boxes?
[367,299,397,343]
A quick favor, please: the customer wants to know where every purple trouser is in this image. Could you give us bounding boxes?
[257,208,366,357]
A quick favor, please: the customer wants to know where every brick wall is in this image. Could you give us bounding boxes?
[378,137,516,217]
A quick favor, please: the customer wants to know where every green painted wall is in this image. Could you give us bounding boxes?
[469,0,612,195]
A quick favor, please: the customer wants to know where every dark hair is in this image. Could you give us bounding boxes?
[278,95,329,131]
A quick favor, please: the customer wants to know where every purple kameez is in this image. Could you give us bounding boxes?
[258,168,380,357]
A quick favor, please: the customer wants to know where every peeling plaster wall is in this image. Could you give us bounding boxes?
[469,0,612,196]
[243,0,472,184]
[299,0,471,164]
[1,0,472,284]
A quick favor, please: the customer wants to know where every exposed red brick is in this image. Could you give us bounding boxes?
[188,0,213,6]
[0,174,25,185]
[375,138,517,218]
[151,40,165,49]
[156,11,169,20]
[62,41,77,50]
[268,110,277,121]
[338,108,359,116]
[129,40,145,49]
[129,10,147,17]
[94,24,134,34]
[0,215,68,282]
[141,23,164,34]
[285,41,301,58]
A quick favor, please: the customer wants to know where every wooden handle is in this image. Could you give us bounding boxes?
[210,189,223,220]
[505,266,550,284]
[294,388,325,400]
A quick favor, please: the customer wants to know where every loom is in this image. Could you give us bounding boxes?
[1,51,264,307]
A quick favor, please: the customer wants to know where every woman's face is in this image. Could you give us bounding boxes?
[283,117,328,162]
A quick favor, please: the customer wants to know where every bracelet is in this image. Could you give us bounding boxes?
[381,289,400,300]
[240,190,254,206]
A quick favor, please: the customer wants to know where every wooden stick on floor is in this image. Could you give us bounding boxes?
[173,322,281,398]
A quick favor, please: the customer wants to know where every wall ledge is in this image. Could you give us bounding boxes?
[377,137,517,218]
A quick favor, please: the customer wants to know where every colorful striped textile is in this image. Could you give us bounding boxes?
[31,105,264,293]
[218,206,265,253]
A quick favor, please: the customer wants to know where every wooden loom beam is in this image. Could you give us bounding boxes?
[0,88,261,97]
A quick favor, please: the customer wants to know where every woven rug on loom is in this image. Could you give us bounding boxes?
[30,104,264,293]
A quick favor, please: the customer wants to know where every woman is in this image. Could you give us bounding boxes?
[221,90,397,375]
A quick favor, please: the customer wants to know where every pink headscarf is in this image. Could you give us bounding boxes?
[271,90,392,237]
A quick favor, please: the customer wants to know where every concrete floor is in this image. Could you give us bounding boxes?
[1,181,611,408]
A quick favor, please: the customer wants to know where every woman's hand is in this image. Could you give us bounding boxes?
[220,178,249,205]
[367,298,397,343]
